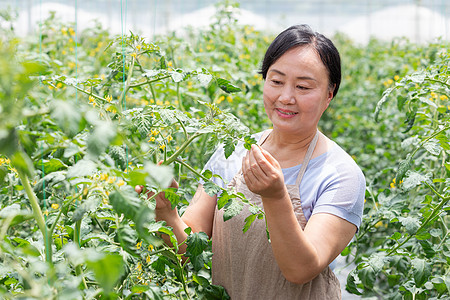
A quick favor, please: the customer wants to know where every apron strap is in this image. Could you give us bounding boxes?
[295,131,320,186]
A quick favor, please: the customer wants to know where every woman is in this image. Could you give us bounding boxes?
[151,25,365,299]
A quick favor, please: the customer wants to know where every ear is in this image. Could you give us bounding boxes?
[323,84,335,111]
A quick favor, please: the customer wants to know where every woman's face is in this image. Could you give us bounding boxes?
[263,45,333,136]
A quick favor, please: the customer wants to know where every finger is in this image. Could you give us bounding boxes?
[170,178,179,189]
[135,185,143,194]
[258,145,281,169]
[249,144,273,177]
[242,151,256,186]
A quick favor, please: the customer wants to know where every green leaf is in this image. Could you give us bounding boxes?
[144,162,174,189]
[0,128,18,156]
[223,198,243,221]
[164,188,180,209]
[203,284,230,300]
[109,186,142,220]
[224,138,235,159]
[396,153,412,182]
[87,122,117,159]
[401,171,428,191]
[36,158,67,173]
[398,216,420,234]
[51,100,82,138]
[117,223,139,257]
[11,151,34,177]
[374,87,394,122]
[186,232,209,257]
[346,269,363,295]
[66,159,97,178]
[216,77,241,94]
[423,140,441,156]
[86,253,125,295]
[217,190,231,209]
[411,258,431,287]
[203,181,221,197]
[243,214,256,233]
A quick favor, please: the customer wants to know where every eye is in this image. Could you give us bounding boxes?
[296,85,309,90]
[271,80,282,85]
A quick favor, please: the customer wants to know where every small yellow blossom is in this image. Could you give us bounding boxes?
[103,197,109,205]
[51,203,59,210]
[68,27,75,36]
[61,27,68,36]
[131,52,137,58]
[62,50,67,55]
[226,96,233,103]
[217,95,225,104]
[0,158,10,166]
[151,129,159,136]
[136,45,141,51]
[148,244,154,251]
[116,180,125,187]
[146,255,151,264]
[167,135,173,142]
[167,61,173,67]
[148,137,155,142]
[136,262,142,271]
[56,82,63,89]
[394,75,400,81]
[100,74,106,80]
[43,210,49,216]
[156,99,163,106]
[439,95,448,101]
[107,176,116,184]
[100,173,108,181]
[89,95,95,103]
[68,62,76,69]
[165,101,170,106]
[159,144,166,150]
[136,241,143,249]
[105,95,112,103]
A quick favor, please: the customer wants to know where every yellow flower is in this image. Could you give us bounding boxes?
[167,61,173,67]
[62,50,67,55]
[136,262,142,271]
[0,158,10,166]
[89,95,95,103]
[100,74,106,80]
[167,135,173,142]
[61,27,68,36]
[151,129,159,136]
[56,82,63,89]
[439,95,448,101]
[217,95,225,104]
[148,137,155,142]
[226,96,233,103]
[51,203,59,210]
[68,27,75,36]
[136,45,141,51]
[148,244,154,251]
[68,62,76,69]
[100,173,108,181]
[394,75,400,81]
[107,176,116,184]
[156,100,163,106]
[131,52,137,58]
[116,179,125,187]
[146,255,151,264]
[136,241,143,249]
[159,144,166,150]
[105,95,112,103]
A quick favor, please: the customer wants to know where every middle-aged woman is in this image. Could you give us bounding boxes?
[150,24,366,299]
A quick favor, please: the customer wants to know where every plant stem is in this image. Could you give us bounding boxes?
[119,55,136,109]
[163,132,202,165]
[388,183,449,254]
[17,170,52,264]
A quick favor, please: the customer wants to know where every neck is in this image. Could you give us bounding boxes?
[266,127,318,151]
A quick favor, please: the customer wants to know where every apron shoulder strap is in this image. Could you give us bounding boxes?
[295,131,319,186]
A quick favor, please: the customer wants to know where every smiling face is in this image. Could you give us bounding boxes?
[263,45,334,137]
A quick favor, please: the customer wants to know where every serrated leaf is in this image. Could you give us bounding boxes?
[398,216,420,234]
[86,253,124,295]
[66,159,97,178]
[243,214,256,233]
[36,158,67,173]
[411,258,431,287]
[224,139,235,159]
[395,153,412,182]
[117,224,139,257]
[87,121,116,159]
[223,198,243,221]
[423,140,441,156]
[109,186,142,220]
[401,171,428,190]
[374,87,394,122]
[216,77,241,94]
[203,181,221,197]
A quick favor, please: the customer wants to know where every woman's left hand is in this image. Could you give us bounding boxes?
[242,144,286,200]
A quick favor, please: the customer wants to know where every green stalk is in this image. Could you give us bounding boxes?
[388,183,449,254]
[162,132,202,165]
[119,55,136,109]
[176,82,185,112]
[17,171,52,264]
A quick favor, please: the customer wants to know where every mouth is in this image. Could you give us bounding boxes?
[276,108,298,116]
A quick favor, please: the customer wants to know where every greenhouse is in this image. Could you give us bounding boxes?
[0,0,449,299]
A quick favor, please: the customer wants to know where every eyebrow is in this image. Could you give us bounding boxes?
[268,69,316,81]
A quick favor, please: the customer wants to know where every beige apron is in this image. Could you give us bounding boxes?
[212,130,341,299]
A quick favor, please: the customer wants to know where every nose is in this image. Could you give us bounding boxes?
[278,85,296,104]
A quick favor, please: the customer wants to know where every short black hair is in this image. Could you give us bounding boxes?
[260,24,341,98]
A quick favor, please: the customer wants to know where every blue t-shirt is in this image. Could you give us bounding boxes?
[201,131,366,230]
